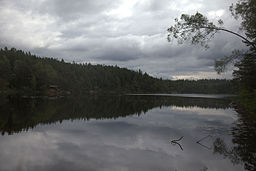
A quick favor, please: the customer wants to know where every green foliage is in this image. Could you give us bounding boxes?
[0,47,170,95]
[167,3,256,70]
[229,0,256,114]
[167,79,237,94]
[167,0,256,114]
[167,12,223,49]
[230,0,256,49]
[233,54,256,114]
[233,54,256,91]
[0,47,236,95]
[0,55,11,91]
[215,50,244,74]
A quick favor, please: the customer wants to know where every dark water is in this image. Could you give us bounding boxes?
[0,94,255,171]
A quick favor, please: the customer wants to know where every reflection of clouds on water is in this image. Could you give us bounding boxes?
[0,132,58,171]
[0,105,245,171]
[170,106,236,117]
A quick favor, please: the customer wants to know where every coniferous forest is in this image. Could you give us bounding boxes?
[0,47,237,96]
[1,1,256,171]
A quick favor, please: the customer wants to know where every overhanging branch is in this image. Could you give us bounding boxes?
[200,26,256,49]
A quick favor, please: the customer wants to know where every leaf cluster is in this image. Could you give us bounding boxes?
[167,12,223,49]
[230,0,256,48]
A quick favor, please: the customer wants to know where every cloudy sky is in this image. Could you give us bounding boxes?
[0,0,245,79]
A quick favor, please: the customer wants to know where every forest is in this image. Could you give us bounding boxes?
[0,47,237,96]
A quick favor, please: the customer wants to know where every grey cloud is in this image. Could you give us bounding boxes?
[0,0,243,79]
[140,0,171,12]
[16,0,120,21]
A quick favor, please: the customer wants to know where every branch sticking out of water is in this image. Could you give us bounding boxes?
[196,135,212,143]
[171,136,184,143]
[196,135,212,150]
[171,136,184,151]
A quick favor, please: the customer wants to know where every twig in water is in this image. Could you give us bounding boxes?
[196,135,212,150]
[171,136,184,151]
[196,135,212,143]
[171,136,184,143]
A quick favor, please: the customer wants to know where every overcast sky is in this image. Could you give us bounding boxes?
[0,0,245,79]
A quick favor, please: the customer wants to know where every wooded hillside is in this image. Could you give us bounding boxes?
[0,47,237,95]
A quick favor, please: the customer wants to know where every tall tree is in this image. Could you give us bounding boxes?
[167,0,256,113]
[167,0,256,72]
[230,0,256,49]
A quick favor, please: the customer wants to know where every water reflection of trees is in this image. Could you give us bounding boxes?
[213,110,256,171]
[0,95,231,135]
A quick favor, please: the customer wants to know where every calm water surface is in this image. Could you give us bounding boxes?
[0,94,255,171]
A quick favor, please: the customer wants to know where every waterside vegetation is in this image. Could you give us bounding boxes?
[0,47,236,96]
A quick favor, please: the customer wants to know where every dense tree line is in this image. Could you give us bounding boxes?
[168,79,236,94]
[0,47,169,95]
[0,47,236,95]
[231,0,256,113]
[233,54,256,112]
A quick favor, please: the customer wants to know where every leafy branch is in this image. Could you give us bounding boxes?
[167,12,256,49]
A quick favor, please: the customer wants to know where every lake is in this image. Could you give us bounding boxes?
[0,94,255,171]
